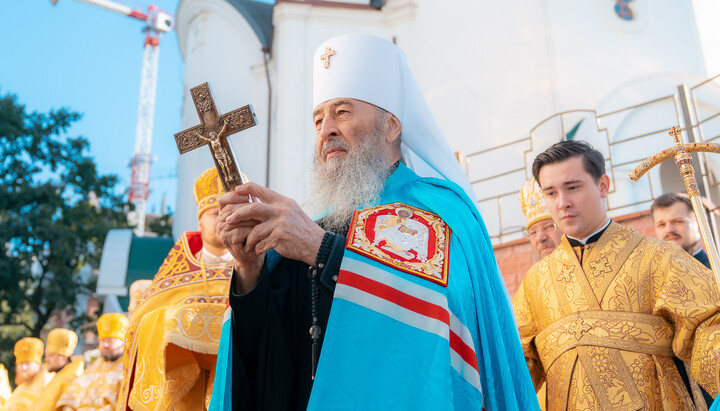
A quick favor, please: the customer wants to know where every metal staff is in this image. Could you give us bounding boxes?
[629,126,720,288]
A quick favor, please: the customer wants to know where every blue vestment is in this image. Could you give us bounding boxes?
[210,163,538,410]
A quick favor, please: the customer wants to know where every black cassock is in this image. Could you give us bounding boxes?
[229,232,346,411]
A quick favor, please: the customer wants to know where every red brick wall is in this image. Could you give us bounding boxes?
[494,210,655,297]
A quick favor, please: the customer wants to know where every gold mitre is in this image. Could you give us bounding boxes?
[14,337,44,364]
[128,279,152,314]
[193,168,223,218]
[519,178,553,229]
[46,328,78,357]
[97,313,129,340]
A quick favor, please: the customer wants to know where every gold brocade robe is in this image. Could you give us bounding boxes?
[513,222,720,410]
[118,231,233,411]
[55,357,123,410]
[36,357,84,411]
[0,364,11,407]
[1,366,53,411]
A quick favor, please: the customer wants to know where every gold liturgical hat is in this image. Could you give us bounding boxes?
[193,168,223,218]
[46,328,78,357]
[14,337,44,364]
[97,313,129,340]
[519,178,553,230]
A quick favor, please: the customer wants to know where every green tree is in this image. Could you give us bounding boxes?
[0,92,131,376]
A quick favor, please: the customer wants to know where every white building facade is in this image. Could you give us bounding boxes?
[173,0,720,242]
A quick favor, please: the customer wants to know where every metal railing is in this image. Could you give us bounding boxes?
[465,74,720,243]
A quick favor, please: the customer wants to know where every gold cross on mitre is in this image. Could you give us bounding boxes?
[320,47,335,69]
[630,126,720,288]
[174,82,257,192]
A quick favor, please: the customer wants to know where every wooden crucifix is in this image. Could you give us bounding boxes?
[174,82,258,192]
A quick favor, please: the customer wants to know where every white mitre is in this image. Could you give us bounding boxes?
[312,34,478,204]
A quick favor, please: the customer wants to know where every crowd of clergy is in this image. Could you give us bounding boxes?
[1,34,720,410]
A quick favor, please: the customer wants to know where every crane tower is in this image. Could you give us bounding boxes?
[51,0,174,235]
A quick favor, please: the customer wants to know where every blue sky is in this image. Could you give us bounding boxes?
[1,0,184,215]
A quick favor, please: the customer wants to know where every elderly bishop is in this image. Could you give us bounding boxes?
[210,34,537,410]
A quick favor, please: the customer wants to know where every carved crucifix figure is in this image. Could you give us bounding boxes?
[174,82,257,191]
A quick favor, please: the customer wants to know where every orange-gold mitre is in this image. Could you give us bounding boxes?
[128,279,152,314]
[519,178,552,229]
[46,328,78,357]
[193,168,223,218]
[97,313,129,340]
[14,337,44,364]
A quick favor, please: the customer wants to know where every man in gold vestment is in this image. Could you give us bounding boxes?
[519,177,563,409]
[56,313,129,410]
[119,168,234,410]
[0,364,10,407]
[513,140,720,410]
[36,328,84,411]
[2,337,53,411]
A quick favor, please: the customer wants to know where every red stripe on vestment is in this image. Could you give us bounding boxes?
[449,330,479,372]
[339,270,450,325]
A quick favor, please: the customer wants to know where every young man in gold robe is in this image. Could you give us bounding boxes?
[118,168,234,410]
[56,313,129,410]
[36,328,83,411]
[512,140,720,410]
[2,337,53,411]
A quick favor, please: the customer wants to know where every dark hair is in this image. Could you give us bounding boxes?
[650,192,692,216]
[532,140,606,183]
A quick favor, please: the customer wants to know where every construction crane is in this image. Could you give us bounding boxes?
[51,0,174,236]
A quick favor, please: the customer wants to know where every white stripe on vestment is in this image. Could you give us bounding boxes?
[338,254,482,393]
[341,256,448,307]
[334,283,450,340]
[449,349,482,392]
[222,306,231,324]
[450,313,478,361]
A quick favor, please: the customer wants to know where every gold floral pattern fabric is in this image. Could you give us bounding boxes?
[2,367,53,411]
[55,357,123,410]
[512,222,720,410]
[118,232,232,411]
[35,356,84,411]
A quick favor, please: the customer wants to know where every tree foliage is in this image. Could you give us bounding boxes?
[0,92,131,373]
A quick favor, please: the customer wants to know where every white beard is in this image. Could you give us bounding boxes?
[305,130,394,234]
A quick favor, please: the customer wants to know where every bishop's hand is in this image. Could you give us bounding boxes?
[217,189,266,294]
[223,182,326,267]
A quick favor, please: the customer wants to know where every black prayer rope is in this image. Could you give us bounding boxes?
[309,231,335,380]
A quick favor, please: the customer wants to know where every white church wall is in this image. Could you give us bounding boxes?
[690,0,720,77]
[173,0,720,241]
[175,0,269,237]
[545,1,705,111]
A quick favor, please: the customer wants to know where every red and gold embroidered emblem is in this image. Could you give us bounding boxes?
[346,202,450,286]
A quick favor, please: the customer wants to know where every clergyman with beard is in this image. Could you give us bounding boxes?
[56,313,129,410]
[209,34,538,411]
[117,168,235,410]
